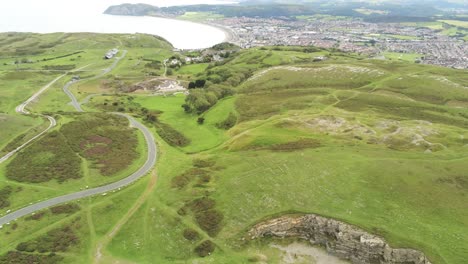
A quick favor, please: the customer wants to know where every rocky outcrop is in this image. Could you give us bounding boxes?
[248,214,432,264]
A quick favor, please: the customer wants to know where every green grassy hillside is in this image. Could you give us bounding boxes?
[0,36,467,264]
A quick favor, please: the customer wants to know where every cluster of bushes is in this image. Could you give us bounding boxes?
[154,122,191,147]
[192,159,216,168]
[0,251,63,264]
[188,79,206,89]
[60,114,139,176]
[25,211,46,221]
[182,86,234,114]
[171,168,210,189]
[194,240,215,257]
[216,112,238,130]
[50,204,80,215]
[42,64,76,71]
[255,138,322,152]
[144,59,162,69]
[171,159,222,256]
[41,51,83,62]
[0,186,13,209]
[182,228,200,242]
[179,197,224,238]
[6,131,82,183]
[205,66,254,86]
[182,229,216,257]
[98,96,141,113]
[16,221,80,253]
[190,198,224,237]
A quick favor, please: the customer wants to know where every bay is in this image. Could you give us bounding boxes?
[0,0,236,49]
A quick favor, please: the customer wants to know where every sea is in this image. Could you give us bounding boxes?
[0,0,237,49]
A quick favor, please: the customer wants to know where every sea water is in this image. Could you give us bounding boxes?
[0,0,236,49]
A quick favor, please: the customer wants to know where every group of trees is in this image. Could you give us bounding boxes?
[182,86,234,114]
[188,79,206,89]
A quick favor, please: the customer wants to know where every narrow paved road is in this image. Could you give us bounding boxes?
[1,64,93,164]
[0,75,65,164]
[63,50,127,111]
[0,114,156,226]
[0,50,158,226]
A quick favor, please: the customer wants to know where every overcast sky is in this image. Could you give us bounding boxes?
[0,0,237,18]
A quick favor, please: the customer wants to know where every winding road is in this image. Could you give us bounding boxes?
[0,75,65,164]
[0,50,157,226]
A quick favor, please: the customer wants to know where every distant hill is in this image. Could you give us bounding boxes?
[104,3,160,16]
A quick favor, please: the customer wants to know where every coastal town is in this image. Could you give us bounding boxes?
[208,17,468,69]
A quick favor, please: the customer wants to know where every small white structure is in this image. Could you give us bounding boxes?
[104,48,119,59]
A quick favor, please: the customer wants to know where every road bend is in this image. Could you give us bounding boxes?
[0,49,158,226]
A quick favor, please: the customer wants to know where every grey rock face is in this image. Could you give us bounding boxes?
[248,214,432,264]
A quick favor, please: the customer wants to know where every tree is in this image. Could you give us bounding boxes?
[186,89,212,114]
[182,104,191,113]
[188,82,196,89]
[197,117,205,125]
[195,79,206,88]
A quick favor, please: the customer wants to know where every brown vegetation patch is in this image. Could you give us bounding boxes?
[194,240,216,257]
[171,168,210,189]
[0,186,13,209]
[61,114,139,176]
[79,135,113,150]
[193,159,216,168]
[189,197,216,212]
[0,251,63,264]
[436,176,468,190]
[25,212,46,221]
[188,197,224,237]
[16,219,81,253]
[84,145,111,157]
[216,112,238,130]
[183,228,200,242]
[50,204,80,215]
[243,138,322,152]
[194,210,224,237]
[6,131,82,183]
[154,122,191,147]
[269,138,322,152]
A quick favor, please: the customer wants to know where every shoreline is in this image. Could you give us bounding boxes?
[141,14,239,48]
[204,21,239,46]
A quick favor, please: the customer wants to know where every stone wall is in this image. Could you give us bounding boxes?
[248,214,432,264]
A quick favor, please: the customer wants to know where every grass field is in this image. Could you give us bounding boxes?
[382,52,423,62]
[1,34,467,264]
[438,20,468,29]
[177,63,210,76]
[177,12,224,21]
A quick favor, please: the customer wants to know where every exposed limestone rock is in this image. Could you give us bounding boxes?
[248,214,432,264]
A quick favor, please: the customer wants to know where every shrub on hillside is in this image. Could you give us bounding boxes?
[183,229,200,242]
[171,169,210,189]
[194,240,215,257]
[194,210,224,237]
[0,251,63,264]
[155,122,191,147]
[0,186,13,209]
[216,112,237,130]
[50,204,80,215]
[6,131,82,183]
[16,225,79,253]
